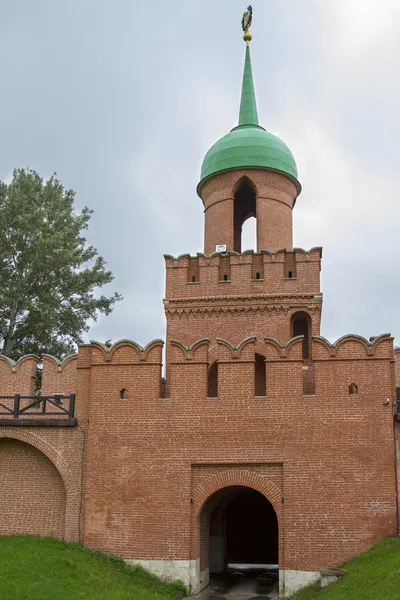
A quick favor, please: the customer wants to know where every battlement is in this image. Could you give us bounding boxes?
[0,332,392,408]
[0,355,38,396]
[164,248,322,300]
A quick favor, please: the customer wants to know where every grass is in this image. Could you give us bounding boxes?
[291,537,400,600]
[0,536,187,600]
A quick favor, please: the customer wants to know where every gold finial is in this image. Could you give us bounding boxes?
[242,5,253,43]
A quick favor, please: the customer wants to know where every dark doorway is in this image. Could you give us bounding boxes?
[225,489,278,565]
[206,486,278,575]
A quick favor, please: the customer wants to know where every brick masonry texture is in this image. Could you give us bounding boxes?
[0,167,399,596]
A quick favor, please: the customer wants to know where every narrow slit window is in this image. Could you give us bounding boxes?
[254,354,266,396]
[207,362,218,398]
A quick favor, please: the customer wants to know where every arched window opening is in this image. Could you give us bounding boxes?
[207,362,218,398]
[234,180,256,253]
[291,311,312,360]
[241,216,257,252]
[255,353,266,396]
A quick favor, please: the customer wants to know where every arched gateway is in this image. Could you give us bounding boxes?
[190,471,283,594]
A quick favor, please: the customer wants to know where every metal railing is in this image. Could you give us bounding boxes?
[0,394,75,420]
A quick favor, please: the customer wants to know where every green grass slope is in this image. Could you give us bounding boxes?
[0,536,187,600]
[291,538,400,600]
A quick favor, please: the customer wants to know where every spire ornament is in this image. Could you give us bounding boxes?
[242,5,253,43]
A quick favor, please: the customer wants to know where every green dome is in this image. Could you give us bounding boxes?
[197,44,301,196]
[198,124,299,191]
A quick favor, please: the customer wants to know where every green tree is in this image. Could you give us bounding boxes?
[0,168,122,359]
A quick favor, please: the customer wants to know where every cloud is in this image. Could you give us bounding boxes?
[314,0,400,65]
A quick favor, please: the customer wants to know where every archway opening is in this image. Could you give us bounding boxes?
[291,311,312,360]
[234,180,256,253]
[225,488,278,565]
[202,485,279,579]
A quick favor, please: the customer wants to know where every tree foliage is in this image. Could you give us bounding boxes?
[0,168,122,359]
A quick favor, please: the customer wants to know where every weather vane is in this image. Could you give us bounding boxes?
[242,5,253,43]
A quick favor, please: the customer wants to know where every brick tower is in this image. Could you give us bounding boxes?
[164,35,323,387]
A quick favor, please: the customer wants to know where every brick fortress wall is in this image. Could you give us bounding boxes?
[0,331,398,592]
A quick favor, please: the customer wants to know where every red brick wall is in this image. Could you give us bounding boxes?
[0,328,396,581]
[0,355,37,396]
[77,333,397,576]
[0,438,66,537]
[41,354,78,396]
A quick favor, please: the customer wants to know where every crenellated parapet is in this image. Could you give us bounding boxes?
[89,339,164,364]
[311,333,394,360]
[0,355,38,396]
[164,248,322,300]
[0,333,394,411]
[169,338,209,362]
[41,354,78,396]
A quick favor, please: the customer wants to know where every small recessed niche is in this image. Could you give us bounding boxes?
[288,271,293,279]
[192,275,196,282]
[256,272,260,280]
[349,383,358,395]
[120,388,128,399]
[224,274,228,281]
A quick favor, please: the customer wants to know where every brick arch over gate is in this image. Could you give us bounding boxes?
[191,470,284,567]
[0,428,81,541]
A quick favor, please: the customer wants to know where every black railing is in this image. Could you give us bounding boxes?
[0,394,75,424]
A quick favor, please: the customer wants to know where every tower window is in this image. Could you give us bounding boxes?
[224,274,228,281]
[192,275,196,282]
[288,271,293,279]
[349,383,358,395]
[234,178,257,253]
[291,311,312,360]
[256,272,260,280]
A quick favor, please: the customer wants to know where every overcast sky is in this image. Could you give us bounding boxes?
[2,0,400,348]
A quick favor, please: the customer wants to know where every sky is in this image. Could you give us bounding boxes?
[2,0,400,348]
